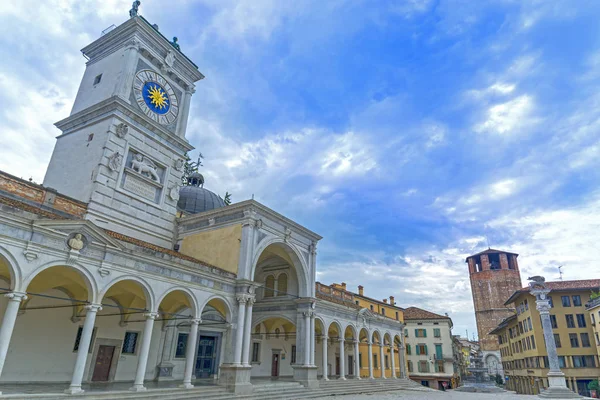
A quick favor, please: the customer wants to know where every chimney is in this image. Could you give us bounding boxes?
[383,299,388,304]
[389,296,395,306]
[358,285,364,296]
[341,282,347,290]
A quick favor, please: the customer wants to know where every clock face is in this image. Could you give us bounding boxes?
[133,70,179,125]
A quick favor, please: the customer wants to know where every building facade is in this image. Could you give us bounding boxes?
[585,294,600,384]
[0,10,414,396]
[467,248,522,378]
[403,307,457,390]
[491,279,600,397]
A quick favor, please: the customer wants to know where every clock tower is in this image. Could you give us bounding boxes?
[43,14,204,247]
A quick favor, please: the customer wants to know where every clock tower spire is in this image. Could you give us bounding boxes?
[43,13,204,247]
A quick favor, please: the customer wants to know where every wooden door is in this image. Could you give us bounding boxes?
[335,356,340,376]
[271,353,279,377]
[92,345,115,381]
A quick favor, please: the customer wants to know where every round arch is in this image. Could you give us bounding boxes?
[198,295,234,322]
[371,330,383,344]
[253,314,296,328]
[251,238,310,297]
[326,320,343,339]
[23,262,98,303]
[383,332,392,345]
[156,286,199,318]
[359,327,370,343]
[344,323,358,340]
[0,246,21,291]
[98,275,155,312]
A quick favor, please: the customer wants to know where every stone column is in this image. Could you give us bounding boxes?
[530,277,580,398]
[379,343,386,379]
[233,295,248,365]
[321,336,329,380]
[367,341,374,379]
[390,343,396,379]
[0,292,27,387]
[309,314,315,365]
[65,304,102,394]
[303,312,311,365]
[181,319,200,389]
[130,312,158,391]
[353,340,360,379]
[339,338,346,380]
[399,344,407,379]
[241,297,255,366]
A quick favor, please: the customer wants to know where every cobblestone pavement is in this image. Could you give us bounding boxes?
[310,389,540,399]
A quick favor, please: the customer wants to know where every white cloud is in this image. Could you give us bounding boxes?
[475,95,535,135]
[489,179,517,197]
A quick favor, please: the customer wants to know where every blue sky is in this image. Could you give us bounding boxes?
[1,0,600,339]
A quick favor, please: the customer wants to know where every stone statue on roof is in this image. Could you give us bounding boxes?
[171,37,181,51]
[129,1,141,18]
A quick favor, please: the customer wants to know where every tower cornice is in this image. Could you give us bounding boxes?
[54,95,194,153]
[81,16,204,88]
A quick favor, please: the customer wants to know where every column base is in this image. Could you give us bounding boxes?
[292,365,319,389]
[179,383,195,389]
[538,387,581,398]
[218,364,253,394]
[64,386,84,395]
[338,376,347,381]
[129,384,147,392]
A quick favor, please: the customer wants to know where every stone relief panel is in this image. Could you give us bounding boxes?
[120,149,165,204]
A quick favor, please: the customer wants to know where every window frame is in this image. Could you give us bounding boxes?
[122,331,140,355]
[174,332,189,359]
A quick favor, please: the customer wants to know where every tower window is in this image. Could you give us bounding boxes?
[488,253,501,270]
[474,256,482,272]
[93,74,102,85]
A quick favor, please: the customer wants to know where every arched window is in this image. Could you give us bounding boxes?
[265,275,275,297]
[277,273,288,296]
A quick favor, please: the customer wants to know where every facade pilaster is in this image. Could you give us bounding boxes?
[176,87,195,138]
[117,37,140,100]
[0,292,27,387]
[181,318,200,389]
[65,304,102,394]
[130,312,158,391]
[309,314,315,365]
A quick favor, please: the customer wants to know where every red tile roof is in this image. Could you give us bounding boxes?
[504,279,600,305]
[403,306,450,320]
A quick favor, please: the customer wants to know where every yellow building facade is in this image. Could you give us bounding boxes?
[324,283,406,378]
[586,294,600,383]
[491,280,600,397]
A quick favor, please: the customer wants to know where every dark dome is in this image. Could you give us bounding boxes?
[177,172,225,214]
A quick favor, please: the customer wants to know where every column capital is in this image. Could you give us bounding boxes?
[339,337,345,343]
[4,292,27,301]
[236,293,254,304]
[143,312,159,320]
[84,303,102,312]
[190,318,201,326]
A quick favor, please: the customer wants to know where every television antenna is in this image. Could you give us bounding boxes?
[558,265,563,281]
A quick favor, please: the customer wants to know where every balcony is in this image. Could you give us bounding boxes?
[585,296,600,311]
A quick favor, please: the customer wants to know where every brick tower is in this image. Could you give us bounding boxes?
[467,248,522,377]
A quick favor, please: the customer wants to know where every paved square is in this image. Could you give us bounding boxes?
[310,390,540,400]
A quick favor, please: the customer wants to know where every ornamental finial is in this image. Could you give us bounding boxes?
[129,1,141,18]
